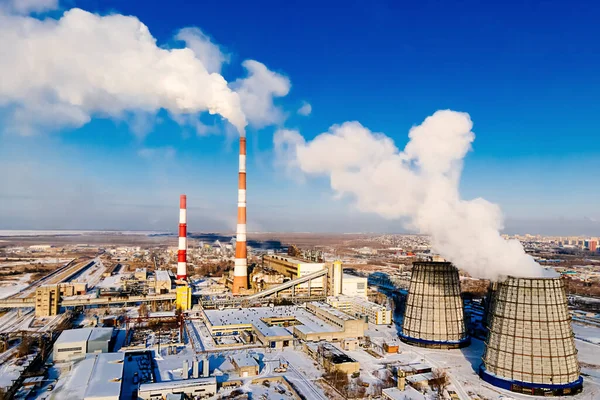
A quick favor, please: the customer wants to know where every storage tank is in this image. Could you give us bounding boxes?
[480,276,583,396]
[400,261,469,348]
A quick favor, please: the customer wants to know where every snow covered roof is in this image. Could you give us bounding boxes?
[139,377,216,392]
[55,328,93,344]
[88,327,113,343]
[231,354,259,368]
[382,387,406,399]
[53,353,124,400]
[204,306,340,337]
[84,353,124,399]
[155,270,171,282]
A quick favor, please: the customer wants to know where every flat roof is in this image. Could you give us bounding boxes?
[264,254,323,265]
[139,377,216,392]
[52,353,124,399]
[342,273,367,281]
[204,306,340,337]
[406,372,434,384]
[329,295,390,312]
[231,354,259,368]
[308,302,354,321]
[55,328,93,345]
[88,327,113,342]
[84,353,124,399]
[155,270,171,282]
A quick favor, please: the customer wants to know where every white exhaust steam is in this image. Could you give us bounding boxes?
[274,110,550,280]
[0,8,247,135]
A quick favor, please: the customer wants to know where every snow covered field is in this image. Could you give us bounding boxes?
[0,273,31,299]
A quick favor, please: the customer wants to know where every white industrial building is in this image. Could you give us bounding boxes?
[327,295,392,325]
[138,377,217,399]
[53,327,113,362]
[341,273,368,298]
[51,352,124,400]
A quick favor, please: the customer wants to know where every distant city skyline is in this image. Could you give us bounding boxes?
[0,0,599,236]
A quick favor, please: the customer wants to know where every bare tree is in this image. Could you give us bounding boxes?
[430,368,450,399]
[17,335,34,357]
[138,303,149,318]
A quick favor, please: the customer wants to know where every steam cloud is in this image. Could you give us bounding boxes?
[274,110,549,280]
[0,7,247,135]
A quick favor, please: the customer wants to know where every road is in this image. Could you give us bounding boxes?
[281,356,329,400]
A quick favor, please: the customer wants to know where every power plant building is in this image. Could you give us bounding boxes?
[327,295,392,325]
[401,261,469,348]
[262,254,326,294]
[480,276,583,396]
[53,327,114,362]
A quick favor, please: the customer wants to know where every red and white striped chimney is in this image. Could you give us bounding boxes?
[232,137,248,294]
[177,194,187,280]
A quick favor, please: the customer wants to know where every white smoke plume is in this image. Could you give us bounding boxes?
[175,27,230,74]
[232,60,291,129]
[0,8,247,135]
[274,110,550,280]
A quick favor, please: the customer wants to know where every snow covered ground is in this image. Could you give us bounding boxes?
[573,322,600,345]
[0,273,32,299]
[71,258,106,289]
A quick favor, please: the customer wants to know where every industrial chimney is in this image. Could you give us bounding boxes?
[177,194,187,280]
[480,276,583,396]
[232,137,248,294]
[400,261,470,349]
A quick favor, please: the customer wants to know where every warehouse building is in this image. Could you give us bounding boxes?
[327,295,392,325]
[137,377,217,400]
[53,327,114,362]
[51,353,124,400]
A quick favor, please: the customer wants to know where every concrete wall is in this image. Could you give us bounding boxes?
[54,340,87,362]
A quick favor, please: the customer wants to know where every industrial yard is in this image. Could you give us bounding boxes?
[0,228,598,400]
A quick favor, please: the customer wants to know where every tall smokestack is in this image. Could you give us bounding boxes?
[232,137,248,294]
[177,194,187,280]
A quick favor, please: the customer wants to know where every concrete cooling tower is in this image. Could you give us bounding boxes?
[400,261,470,349]
[480,276,583,396]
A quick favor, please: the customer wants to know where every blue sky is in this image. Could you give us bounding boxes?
[0,0,598,234]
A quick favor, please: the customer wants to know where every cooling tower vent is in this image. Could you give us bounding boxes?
[480,276,583,396]
[400,261,470,349]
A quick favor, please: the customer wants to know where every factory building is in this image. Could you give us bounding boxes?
[401,261,469,348]
[296,302,366,341]
[340,274,368,298]
[262,254,326,295]
[52,353,125,400]
[327,295,392,324]
[53,327,113,362]
[152,269,173,294]
[134,267,147,281]
[138,377,217,400]
[305,342,360,374]
[203,303,366,348]
[480,276,583,396]
[35,282,88,317]
[175,284,192,311]
[231,354,260,377]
